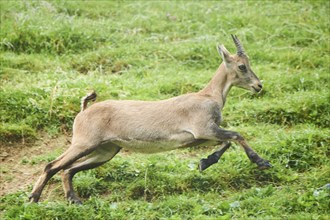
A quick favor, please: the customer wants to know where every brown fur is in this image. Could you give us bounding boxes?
[29,35,270,204]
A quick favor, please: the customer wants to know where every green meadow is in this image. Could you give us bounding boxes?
[0,0,329,219]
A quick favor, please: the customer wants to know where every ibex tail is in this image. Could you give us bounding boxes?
[81,90,97,112]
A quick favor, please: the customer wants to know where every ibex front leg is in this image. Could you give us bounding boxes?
[199,142,231,172]
[238,139,272,169]
[201,125,272,170]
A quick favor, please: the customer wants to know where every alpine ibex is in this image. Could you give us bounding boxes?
[29,35,271,204]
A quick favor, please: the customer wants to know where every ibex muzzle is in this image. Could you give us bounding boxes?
[29,35,271,204]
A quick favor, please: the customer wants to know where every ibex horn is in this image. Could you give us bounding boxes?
[231,34,245,56]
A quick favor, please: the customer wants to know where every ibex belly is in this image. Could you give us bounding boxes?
[112,137,219,154]
[113,139,185,153]
[112,132,201,153]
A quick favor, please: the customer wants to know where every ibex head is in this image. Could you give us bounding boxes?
[217,35,262,93]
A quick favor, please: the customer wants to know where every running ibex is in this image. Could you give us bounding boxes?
[29,35,271,204]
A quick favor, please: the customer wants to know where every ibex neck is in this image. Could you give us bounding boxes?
[199,63,232,109]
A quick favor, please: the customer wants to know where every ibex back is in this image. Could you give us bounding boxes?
[29,35,271,204]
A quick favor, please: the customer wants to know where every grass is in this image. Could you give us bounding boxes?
[0,0,329,219]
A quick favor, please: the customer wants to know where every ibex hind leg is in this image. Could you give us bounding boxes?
[29,143,98,203]
[61,143,121,204]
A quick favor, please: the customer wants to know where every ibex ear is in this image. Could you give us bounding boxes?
[217,45,232,66]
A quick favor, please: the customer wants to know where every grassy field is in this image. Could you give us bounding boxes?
[1,0,329,219]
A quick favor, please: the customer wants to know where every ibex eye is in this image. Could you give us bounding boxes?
[238,65,247,71]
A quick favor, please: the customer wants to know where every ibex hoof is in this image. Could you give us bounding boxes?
[68,196,83,205]
[257,160,272,170]
[28,193,40,203]
[199,158,211,172]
